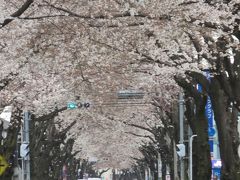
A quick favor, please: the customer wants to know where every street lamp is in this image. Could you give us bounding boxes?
[189,135,197,180]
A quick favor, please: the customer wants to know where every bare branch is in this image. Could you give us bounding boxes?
[179,1,199,6]
[89,38,124,52]
[125,131,156,143]
[34,106,67,122]
[1,0,34,28]
[187,17,231,32]
[123,121,154,134]
[99,168,111,176]
[88,22,145,28]
[44,1,171,20]
[19,14,66,20]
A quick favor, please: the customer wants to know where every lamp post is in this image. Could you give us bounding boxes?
[189,135,197,180]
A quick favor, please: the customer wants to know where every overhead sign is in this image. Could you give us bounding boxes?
[117,90,144,99]
[0,155,9,176]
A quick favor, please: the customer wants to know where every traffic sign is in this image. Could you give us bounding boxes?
[20,143,30,158]
[176,143,186,157]
[0,155,9,176]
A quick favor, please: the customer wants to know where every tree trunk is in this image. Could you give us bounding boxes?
[210,78,240,179]
[185,98,212,180]
[175,75,212,179]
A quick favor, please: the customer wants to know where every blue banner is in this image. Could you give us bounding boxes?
[196,70,215,154]
[197,70,221,178]
[206,96,214,134]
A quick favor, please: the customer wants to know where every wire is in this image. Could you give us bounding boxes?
[93,104,151,107]
[90,101,153,108]
[93,101,151,105]
[76,91,159,95]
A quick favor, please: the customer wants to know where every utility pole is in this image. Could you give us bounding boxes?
[20,112,31,180]
[179,93,185,180]
[173,141,178,180]
[157,152,162,180]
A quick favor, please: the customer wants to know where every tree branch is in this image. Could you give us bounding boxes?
[19,14,66,20]
[185,31,202,53]
[185,71,210,92]
[1,0,34,28]
[44,1,171,20]
[0,72,19,91]
[125,131,156,143]
[122,121,154,134]
[179,1,199,6]
[34,106,67,122]
[187,17,231,32]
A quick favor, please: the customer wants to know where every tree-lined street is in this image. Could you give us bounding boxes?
[0,0,239,179]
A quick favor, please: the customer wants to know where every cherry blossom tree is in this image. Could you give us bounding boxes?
[0,0,239,179]
[174,0,240,179]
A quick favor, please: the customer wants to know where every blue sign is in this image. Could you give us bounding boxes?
[212,159,222,168]
[208,127,216,137]
[212,160,221,180]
